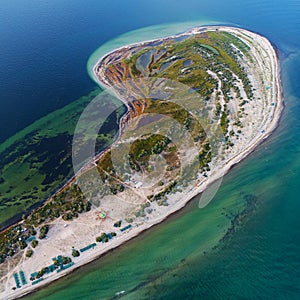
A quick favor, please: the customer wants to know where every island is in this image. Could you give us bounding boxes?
[0,26,283,299]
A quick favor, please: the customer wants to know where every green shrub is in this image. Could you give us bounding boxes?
[39,225,49,239]
[72,249,80,257]
[96,236,102,243]
[31,240,38,248]
[26,249,33,257]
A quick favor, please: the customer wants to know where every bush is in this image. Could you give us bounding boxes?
[62,256,71,264]
[19,240,27,250]
[84,202,91,212]
[113,220,122,227]
[26,249,33,257]
[39,225,49,239]
[62,213,73,221]
[72,249,80,257]
[96,236,102,243]
[31,240,38,248]
[100,232,107,239]
[53,259,59,267]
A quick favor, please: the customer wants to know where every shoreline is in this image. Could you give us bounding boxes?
[3,25,283,300]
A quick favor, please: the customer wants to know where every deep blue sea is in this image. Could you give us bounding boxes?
[1,0,298,144]
[2,0,300,299]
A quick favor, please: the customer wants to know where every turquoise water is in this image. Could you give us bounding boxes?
[3,0,299,299]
